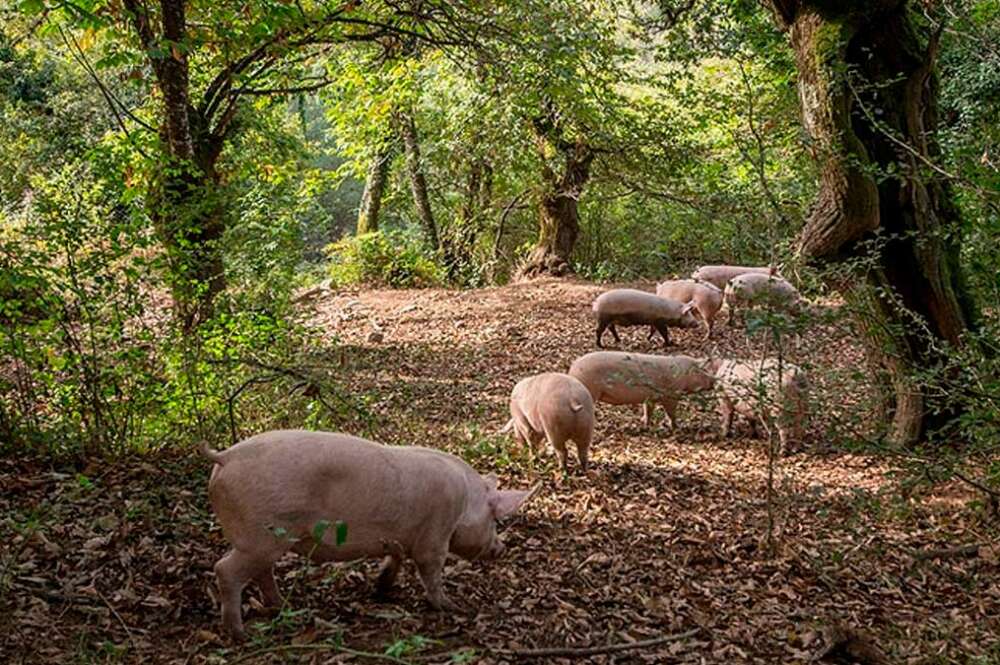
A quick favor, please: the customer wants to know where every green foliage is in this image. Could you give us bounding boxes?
[0,161,355,457]
[324,231,443,289]
[384,635,436,658]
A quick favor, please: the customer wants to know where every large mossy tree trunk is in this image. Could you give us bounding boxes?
[516,111,593,280]
[357,142,395,235]
[769,0,977,445]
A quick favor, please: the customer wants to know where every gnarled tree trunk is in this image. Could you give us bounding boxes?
[517,111,593,280]
[770,0,977,445]
[357,142,395,235]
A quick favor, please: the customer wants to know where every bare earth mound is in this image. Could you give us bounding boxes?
[2,279,998,663]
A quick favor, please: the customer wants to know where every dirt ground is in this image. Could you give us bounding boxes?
[3,278,998,664]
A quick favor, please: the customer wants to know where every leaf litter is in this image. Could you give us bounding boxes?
[2,278,998,663]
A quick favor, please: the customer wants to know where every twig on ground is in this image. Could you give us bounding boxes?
[96,588,135,644]
[488,628,701,659]
[910,543,985,561]
[227,642,416,665]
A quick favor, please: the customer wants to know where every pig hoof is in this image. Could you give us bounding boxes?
[374,578,396,599]
[432,597,466,614]
[225,626,248,643]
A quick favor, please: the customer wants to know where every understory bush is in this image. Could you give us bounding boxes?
[0,167,359,459]
[324,231,443,288]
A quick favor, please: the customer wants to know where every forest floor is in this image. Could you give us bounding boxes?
[3,278,999,664]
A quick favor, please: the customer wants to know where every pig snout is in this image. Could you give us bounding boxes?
[682,312,700,328]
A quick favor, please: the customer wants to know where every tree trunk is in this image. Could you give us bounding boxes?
[517,133,593,281]
[397,111,440,252]
[770,1,977,445]
[125,0,227,330]
[357,142,395,235]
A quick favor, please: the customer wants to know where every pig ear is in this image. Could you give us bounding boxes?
[482,473,499,492]
[681,302,697,315]
[490,482,541,520]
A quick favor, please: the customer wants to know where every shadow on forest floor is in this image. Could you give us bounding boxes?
[2,278,997,663]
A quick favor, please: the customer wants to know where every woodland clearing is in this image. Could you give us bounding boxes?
[3,279,997,664]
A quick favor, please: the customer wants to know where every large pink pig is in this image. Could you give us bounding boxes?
[202,430,537,640]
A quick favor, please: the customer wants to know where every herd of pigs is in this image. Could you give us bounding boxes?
[201,264,810,640]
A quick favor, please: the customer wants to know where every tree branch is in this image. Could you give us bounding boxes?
[60,26,156,133]
[231,78,332,97]
[490,629,701,659]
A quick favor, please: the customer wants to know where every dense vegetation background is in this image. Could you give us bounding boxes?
[2,0,997,459]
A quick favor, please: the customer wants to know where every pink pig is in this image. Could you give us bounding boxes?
[503,372,595,472]
[723,272,803,325]
[591,289,699,348]
[714,359,809,452]
[690,265,779,290]
[201,430,537,640]
[569,351,716,429]
[656,279,725,339]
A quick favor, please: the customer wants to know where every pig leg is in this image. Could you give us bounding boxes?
[609,323,622,344]
[374,556,402,596]
[254,566,283,609]
[414,549,460,612]
[596,318,609,348]
[777,426,789,456]
[375,540,406,596]
[641,402,653,427]
[574,438,590,473]
[718,397,734,438]
[653,322,672,348]
[660,399,678,430]
[511,418,531,451]
[215,548,275,641]
[552,439,569,471]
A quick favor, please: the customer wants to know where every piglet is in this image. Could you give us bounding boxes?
[713,359,808,452]
[569,351,715,429]
[691,265,778,290]
[656,279,724,339]
[503,372,594,472]
[201,430,537,640]
[592,288,699,348]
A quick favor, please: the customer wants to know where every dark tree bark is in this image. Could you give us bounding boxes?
[357,142,395,235]
[768,0,977,445]
[443,156,491,278]
[124,0,227,330]
[516,111,593,280]
[397,110,441,253]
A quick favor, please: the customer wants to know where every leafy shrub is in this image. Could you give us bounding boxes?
[0,166,358,459]
[324,231,443,288]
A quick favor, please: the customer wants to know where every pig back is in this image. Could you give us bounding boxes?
[692,265,774,289]
[569,352,707,403]
[594,289,682,321]
[715,360,803,414]
[658,280,723,310]
[726,273,799,309]
[208,430,468,559]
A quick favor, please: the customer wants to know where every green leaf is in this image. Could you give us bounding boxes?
[311,519,331,543]
[18,0,45,15]
[335,520,348,546]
